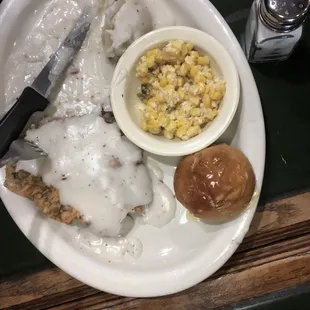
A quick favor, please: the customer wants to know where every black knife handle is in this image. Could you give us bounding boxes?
[0,87,49,159]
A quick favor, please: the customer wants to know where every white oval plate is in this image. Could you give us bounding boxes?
[0,0,265,297]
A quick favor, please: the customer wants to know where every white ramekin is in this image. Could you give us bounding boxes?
[111,26,240,156]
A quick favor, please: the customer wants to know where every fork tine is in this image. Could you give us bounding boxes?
[0,139,47,168]
[23,140,47,156]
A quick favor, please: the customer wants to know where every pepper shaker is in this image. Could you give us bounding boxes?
[244,0,310,63]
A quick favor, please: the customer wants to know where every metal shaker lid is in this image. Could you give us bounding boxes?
[260,0,310,31]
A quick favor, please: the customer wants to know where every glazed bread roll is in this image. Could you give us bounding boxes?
[174,144,255,221]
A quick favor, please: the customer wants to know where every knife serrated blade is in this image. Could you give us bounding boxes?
[31,6,95,98]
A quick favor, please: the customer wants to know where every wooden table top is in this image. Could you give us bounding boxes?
[1,191,310,309]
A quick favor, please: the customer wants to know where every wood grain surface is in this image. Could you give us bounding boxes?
[1,192,310,309]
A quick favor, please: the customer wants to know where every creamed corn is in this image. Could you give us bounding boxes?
[136,40,226,141]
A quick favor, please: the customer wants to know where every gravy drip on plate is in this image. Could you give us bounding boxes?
[142,159,176,228]
[17,115,153,237]
[75,231,143,260]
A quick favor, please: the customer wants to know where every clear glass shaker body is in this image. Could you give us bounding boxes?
[244,0,303,63]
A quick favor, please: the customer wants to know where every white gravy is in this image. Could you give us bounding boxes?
[17,114,153,237]
[6,0,181,261]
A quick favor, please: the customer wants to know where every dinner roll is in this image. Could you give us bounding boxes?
[174,144,255,221]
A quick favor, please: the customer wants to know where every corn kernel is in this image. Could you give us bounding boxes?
[194,74,206,83]
[176,126,188,139]
[212,108,218,115]
[145,104,155,112]
[148,119,161,134]
[146,56,155,68]
[197,56,210,65]
[164,130,174,140]
[178,107,187,116]
[175,118,184,127]
[149,127,161,134]
[219,82,226,94]
[136,64,148,77]
[210,91,223,101]
[186,41,194,51]
[154,95,165,103]
[203,71,213,80]
[147,48,161,59]
[204,84,211,94]
[179,63,189,76]
[191,108,201,116]
[178,89,185,100]
[158,115,170,127]
[177,76,185,87]
[187,125,202,138]
[159,77,168,87]
[146,50,155,57]
[206,109,218,121]
[149,111,158,120]
[171,40,183,50]
[148,119,159,126]
[158,103,167,112]
[190,65,201,77]
[198,83,205,94]
[141,120,148,131]
[164,84,175,92]
[152,80,160,89]
[147,97,156,106]
[165,120,177,132]
[203,94,211,108]
[185,55,196,66]
[190,51,199,58]
[181,44,188,57]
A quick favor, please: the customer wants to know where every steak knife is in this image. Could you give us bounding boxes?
[0,6,94,159]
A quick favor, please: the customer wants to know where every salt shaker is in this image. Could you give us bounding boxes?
[244,0,310,63]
